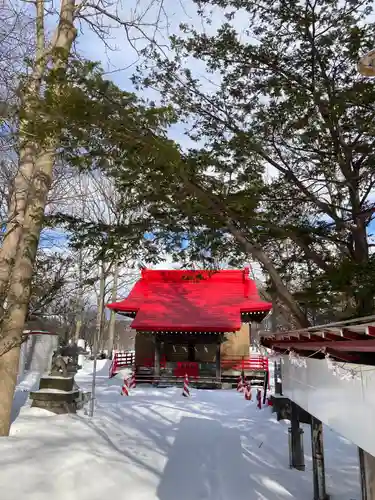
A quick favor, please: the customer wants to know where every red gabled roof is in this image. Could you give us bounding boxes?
[107,268,272,332]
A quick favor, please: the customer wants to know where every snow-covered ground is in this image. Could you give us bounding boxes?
[0,360,360,500]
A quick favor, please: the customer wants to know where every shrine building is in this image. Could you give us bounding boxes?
[107,267,272,386]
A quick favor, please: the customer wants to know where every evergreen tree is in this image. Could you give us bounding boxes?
[128,0,375,321]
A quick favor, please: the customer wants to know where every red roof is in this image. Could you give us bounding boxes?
[107,268,272,332]
[260,316,375,360]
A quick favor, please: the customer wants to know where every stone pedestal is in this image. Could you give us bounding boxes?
[29,342,90,414]
[30,376,79,414]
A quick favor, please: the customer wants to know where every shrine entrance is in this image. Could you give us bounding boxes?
[107,268,272,387]
[136,331,223,383]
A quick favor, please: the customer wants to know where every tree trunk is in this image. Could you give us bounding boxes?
[0,150,54,436]
[181,174,310,328]
[107,260,119,357]
[0,147,36,311]
[96,261,106,353]
[0,0,48,313]
[74,249,84,342]
[271,297,278,332]
[352,221,373,316]
[0,0,77,436]
[0,345,21,435]
[89,260,105,417]
[225,223,310,328]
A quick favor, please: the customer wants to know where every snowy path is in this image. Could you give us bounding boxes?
[0,363,360,500]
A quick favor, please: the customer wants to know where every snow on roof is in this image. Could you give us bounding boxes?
[107,268,272,332]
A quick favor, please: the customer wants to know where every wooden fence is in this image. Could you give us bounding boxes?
[109,352,269,381]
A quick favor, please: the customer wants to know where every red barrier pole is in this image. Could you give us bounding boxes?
[109,354,118,378]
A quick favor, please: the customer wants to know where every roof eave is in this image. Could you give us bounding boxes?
[268,339,375,353]
[130,324,241,333]
[106,301,138,312]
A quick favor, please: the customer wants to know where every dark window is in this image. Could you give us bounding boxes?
[188,343,195,362]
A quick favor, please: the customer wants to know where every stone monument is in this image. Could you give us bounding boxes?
[29,342,90,414]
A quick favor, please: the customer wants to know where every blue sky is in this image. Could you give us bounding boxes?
[39,228,69,250]
[75,1,210,152]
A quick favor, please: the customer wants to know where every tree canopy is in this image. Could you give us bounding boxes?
[45,58,181,265]
[42,1,375,328]
[120,0,375,324]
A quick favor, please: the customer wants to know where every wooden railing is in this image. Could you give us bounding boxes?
[220,355,269,372]
[110,352,269,378]
[109,351,135,378]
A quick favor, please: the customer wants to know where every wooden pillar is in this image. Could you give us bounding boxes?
[216,341,221,385]
[154,336,161,383]
[289,402,305,471]
[274,360,278,390]
[311,416,329,500]
[360,448,368,500]
[359,447,375,500]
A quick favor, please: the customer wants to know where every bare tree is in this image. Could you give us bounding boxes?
[69,172,138,351]
[0,0,172,435]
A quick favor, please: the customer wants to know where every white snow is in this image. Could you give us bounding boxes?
[0,360,361,500]
[41,375,75,379]
[35,388,78,394]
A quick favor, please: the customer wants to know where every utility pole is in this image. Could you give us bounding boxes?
[89,259,105,418]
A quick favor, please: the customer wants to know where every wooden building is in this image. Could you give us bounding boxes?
[260,316,375,500]
[107,267,272,384]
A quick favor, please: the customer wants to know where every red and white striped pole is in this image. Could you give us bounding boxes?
[113,354,118,374]
[182,373,190,397]
[121,376,129,396]
[237,375,244,392]
[129,371,136,389]
[109,354,118,378]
